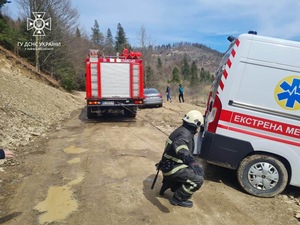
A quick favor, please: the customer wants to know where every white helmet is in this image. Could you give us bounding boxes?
[182,110,204,127]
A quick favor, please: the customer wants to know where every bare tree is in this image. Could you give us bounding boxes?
[136,25,155,49]
[136,26,157,85]
[16,0,79,72]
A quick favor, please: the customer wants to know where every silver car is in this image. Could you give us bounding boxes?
[143,88,163,107]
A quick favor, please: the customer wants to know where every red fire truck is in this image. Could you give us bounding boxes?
[85,49,144,118]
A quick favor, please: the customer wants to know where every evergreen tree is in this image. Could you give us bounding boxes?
[91,20,104,48]
[145,65,154,87]
[190,61,198,86]
[181,54,190,80]
[115,23,128,53]
[0,16,15,50]
[171,66,180,83]
[200,67,206,82]
[200,67,212,82]
[104,28,114,56]
[156,56,162,76]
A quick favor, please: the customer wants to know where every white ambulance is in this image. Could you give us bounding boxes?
[199,32,300,197]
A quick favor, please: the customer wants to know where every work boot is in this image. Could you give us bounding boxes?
[169,196,193,208]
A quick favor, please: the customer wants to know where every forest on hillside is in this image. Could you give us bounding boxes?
[0,0,223,101]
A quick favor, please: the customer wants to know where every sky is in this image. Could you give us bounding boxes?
[4,0,300,53]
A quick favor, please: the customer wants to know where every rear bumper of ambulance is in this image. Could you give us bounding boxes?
[199,131,254,169]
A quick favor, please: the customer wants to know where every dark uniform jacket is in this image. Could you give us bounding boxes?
[0,149,5,159]
[160,124,197,176]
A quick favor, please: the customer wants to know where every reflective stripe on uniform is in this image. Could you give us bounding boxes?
[162,164,188,176]
[182,179,197,194]
[175,145,189,154]
[166,138,172,145]
[163,153,183,163]
[182,185,194,195]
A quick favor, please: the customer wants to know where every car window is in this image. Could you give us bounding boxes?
[144,88,158,94]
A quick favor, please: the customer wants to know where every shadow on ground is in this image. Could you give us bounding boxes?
[143,174,172,213]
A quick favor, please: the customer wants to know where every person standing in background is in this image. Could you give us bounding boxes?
[166,84,172,102]
[178,84,184,103]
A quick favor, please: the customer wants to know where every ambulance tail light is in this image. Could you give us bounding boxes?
[207,95,222,133]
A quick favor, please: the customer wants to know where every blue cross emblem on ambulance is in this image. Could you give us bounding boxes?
[275,76,300,110]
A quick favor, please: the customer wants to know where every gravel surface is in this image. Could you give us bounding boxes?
[0,51,85,153]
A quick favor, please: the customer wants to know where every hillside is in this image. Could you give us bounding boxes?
[0,47,85,153]
[152,43,223,74]
[144,43,223,102]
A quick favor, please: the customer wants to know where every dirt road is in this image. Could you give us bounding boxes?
[1,102,300,225]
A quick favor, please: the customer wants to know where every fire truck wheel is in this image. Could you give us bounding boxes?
[237,154,288,198]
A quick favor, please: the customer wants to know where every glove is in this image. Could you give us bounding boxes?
[189,162,203,176]
[180,150,204,176]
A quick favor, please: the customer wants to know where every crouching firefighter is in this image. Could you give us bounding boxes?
[159,110,204,208]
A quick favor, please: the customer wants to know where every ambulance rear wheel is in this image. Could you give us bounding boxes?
[237,154,288,198]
